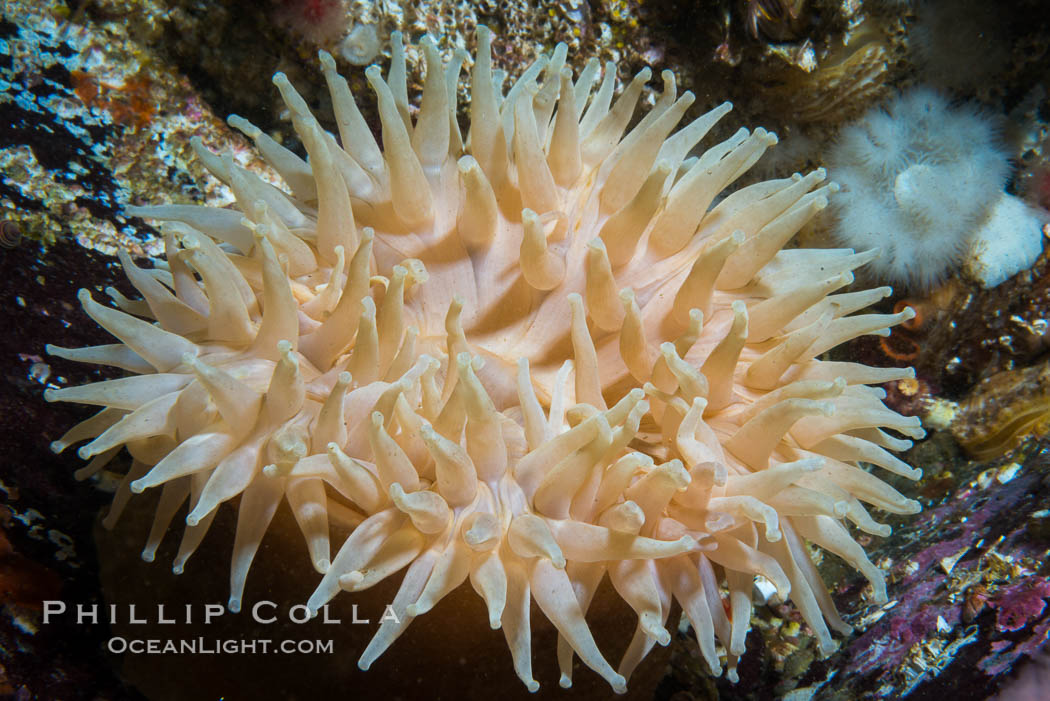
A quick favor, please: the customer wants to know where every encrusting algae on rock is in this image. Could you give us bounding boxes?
[43,28,924,693]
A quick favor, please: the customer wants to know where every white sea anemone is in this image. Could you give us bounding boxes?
[827,88,1018,289]
[339,23,381,66]
[965,192,1048,288]
[45,29,922,693]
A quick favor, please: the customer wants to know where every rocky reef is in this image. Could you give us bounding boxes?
[3,1,1050,700]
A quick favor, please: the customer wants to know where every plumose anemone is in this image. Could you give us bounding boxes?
[827,88,1044,290]
[45,28,923,693]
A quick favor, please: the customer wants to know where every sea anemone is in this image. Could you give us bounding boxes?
[45,29,923,693]
[827,88,1044,290]
[827,89,1010,289]
[339,23,382,67]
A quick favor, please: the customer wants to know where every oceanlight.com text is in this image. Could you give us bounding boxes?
[107,637,335,655]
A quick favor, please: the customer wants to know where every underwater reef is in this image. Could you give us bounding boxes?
[2,1,1050,700]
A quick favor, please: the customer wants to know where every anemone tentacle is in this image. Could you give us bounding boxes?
[47,28,921,692]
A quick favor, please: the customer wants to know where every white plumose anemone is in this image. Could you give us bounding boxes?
[46,29,922,693]
[827,88,1043,290]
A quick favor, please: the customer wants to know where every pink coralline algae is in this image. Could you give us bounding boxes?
[993,578,1050,633]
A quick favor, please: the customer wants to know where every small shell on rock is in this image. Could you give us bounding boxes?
[0,220,23,248]
[952,362,1050,460]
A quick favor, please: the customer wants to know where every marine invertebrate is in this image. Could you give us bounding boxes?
[0,220,22,249]
[339,23,381,66]
[965,194,1048,289]
[828,88,1043,290]
[952,363,1050,461]
[743,0,808,42]
[44,29,923,692]
[778,28,892,124]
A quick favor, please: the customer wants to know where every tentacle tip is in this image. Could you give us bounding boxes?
[42,389,57,402]
[49,440,64,454]
[611,676,628,694]
[140,549,155,563]
[457,155,477,172]
[228,598,242,613]
[358,659,372,672]
[559,675,572,689]
[316,558,331,573]
[658,631,672,647]
[172,563,185,575]
[339,571,365,591]
[526,680,540,693]
[186,514,201,527]
[130,480,146,494]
